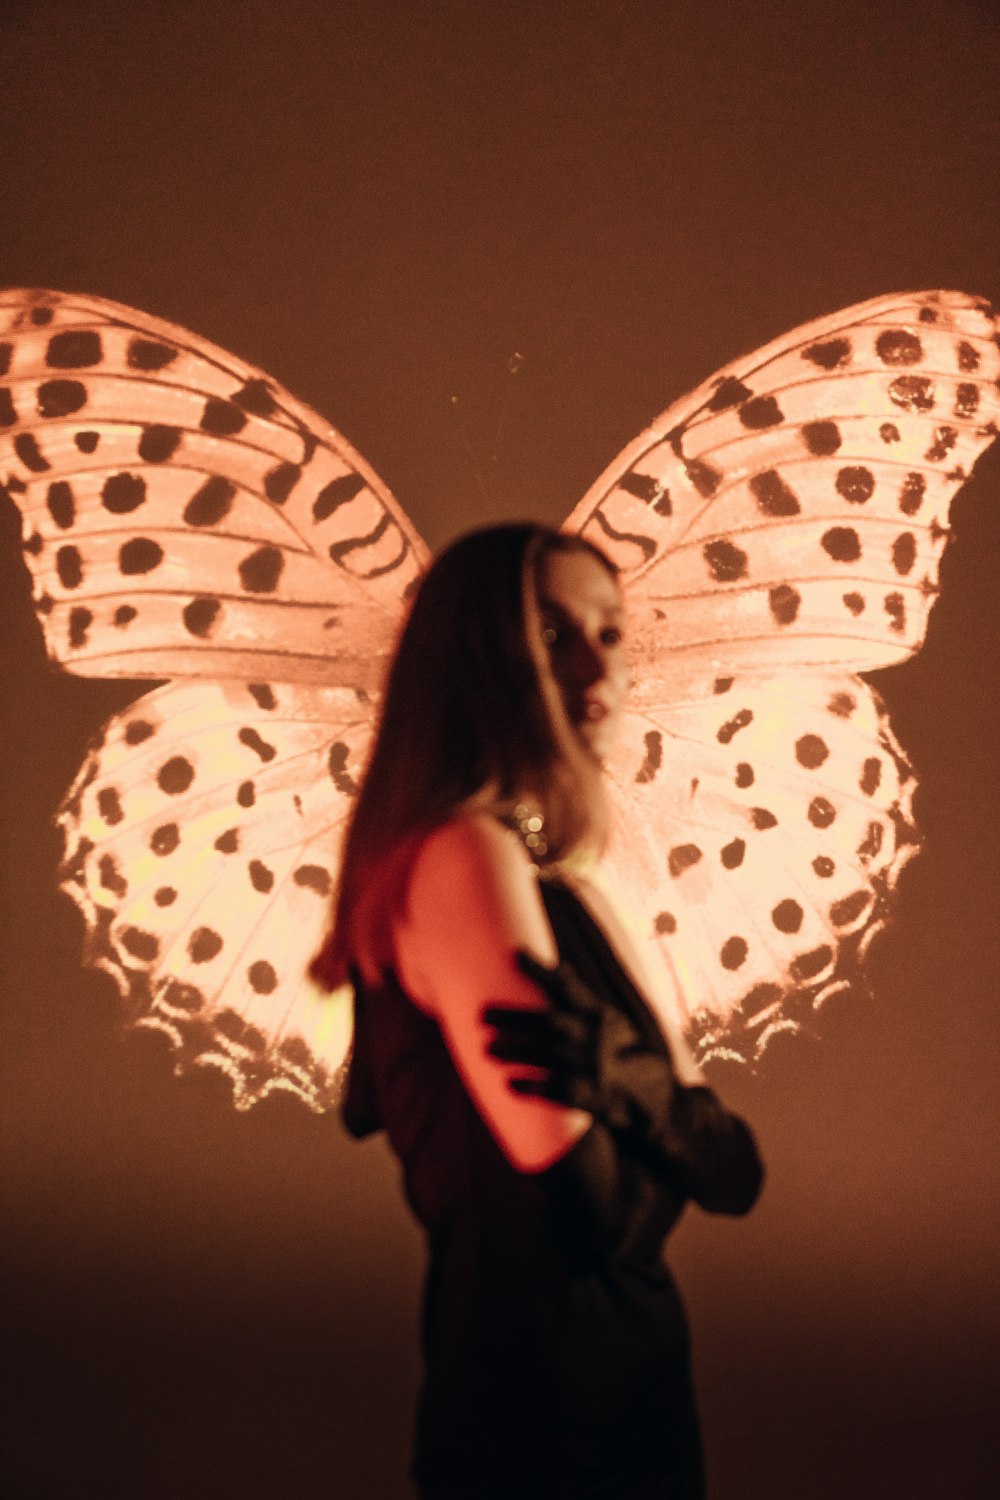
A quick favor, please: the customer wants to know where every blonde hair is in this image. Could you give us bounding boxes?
[310,523,618,989]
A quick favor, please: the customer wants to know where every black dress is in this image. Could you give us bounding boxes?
[344,876,763,1500]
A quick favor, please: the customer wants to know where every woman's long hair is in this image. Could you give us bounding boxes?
[310,523,619,988]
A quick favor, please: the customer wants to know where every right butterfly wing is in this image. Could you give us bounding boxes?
[567,290,999,693]
[566,290,998,1060]
[603,674,917,1063]
[0,288,428,690]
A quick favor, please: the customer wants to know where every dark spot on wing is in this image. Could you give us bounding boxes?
[796,734,829,769]
[860,758,882,795]
[114,604,137,627]
[654,911,677,935]
[264,462,300,503]
[127,337,177,371]
[184,475,236,527]
[668,844,702,876]
[703,539,748,582]
[14,433,51,471]
[294,865,332,896]
[822,527,861,562]
[739,395,784,429]
[189,928,223,963]
[248,960,278,995]
[955,383,979,419]
[884,593,906,632]
[835,467,875,504]
[831,891,871,926]
[237,780,256,808]
[750,808,777,829]
[720,839,745,869]
[158,756,195,794]
[239,728,277,762]
[38,379,87,418]
[248,683,277,710]
[802,420,841,456]
[720,936,748,970]
[899,473,926,515]
[102,472,147,513]
[139,424,182,462]
[239,545,284,593]
[249,860,275,893]
[47,480,75,528]
[233,378,278,417]
[875,329,922,365]
[717,708,752,744]
[808,797,836,828]
[889,376,934,412]
[802,337,851,369]
[56,545,83,589]
[124,720,154,745]
[119,538,163,574]
[772,899,803,933]
[328,741,359,794]
[735,762,754,788]
[685,458,722,497]
[768,585,800,625]
[879,422,900,443]
[68,606,92,648]
[46,329,102,367]
[813,855,835,878]
[790,945,833,981]
[99,854,127,897]
[97,787,124,825]
[956,341,980,372]
[750,470,800,515]
[201,397,247,436]
[707,376,753,410]
[842,591,865,615]
[925,425,957,462]
[214,829,239,854]
[183,598,221,637]
[892,533,917,575]
[120,927,159,962]
[313,473,366,521]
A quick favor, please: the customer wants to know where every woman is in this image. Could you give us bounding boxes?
[312,523,763,1499]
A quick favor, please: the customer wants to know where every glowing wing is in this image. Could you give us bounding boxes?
[1,289,428,1107]
[566,290,999,1060]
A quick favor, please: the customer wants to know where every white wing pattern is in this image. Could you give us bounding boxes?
[566,290,999,1060]
[2,288,997,1098]
[0,289,427,1108]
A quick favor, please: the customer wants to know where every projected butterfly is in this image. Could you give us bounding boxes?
[2,288,997,1108]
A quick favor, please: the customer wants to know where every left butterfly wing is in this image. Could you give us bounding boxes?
[59,678,371,1109]
[0,288,427,689]
[0,289,430,1107]
[566,290,999,1061]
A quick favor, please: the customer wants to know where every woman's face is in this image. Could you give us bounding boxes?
[536,548,629,762]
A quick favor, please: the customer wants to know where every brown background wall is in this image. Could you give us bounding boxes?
[2,2,998,1495]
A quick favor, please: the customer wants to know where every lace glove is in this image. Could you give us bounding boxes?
[485,951,763,1215]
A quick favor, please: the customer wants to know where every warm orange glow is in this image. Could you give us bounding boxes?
[1,288,996,1105]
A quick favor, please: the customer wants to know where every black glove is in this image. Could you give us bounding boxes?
[485,950,764,1215]
[484,950,674,1139]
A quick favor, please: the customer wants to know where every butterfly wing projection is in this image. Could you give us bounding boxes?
[0,288,427,1108]
[3,288,997,1099]
[565,290,999,1060]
